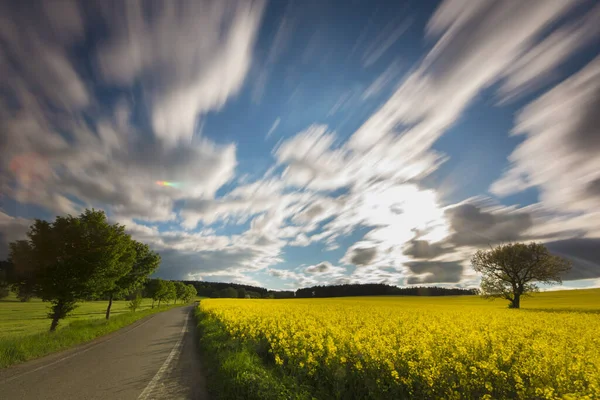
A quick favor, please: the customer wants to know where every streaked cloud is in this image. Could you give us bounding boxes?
[1,0,598,288]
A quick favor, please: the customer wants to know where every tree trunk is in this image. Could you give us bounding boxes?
[49,314,60,332]
[105,293,113,320]
[49,300,64,332]
[511,294,521,309]
[158,299,161,308]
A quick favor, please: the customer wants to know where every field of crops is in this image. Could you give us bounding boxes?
[199,289,600,400]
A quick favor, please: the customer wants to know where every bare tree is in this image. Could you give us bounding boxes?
[471,242,571,309]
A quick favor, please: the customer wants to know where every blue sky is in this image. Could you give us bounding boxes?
[1,0,599,290]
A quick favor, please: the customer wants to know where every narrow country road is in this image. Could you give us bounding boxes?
[0,305,208,400]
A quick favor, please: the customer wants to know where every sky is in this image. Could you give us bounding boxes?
[1,0,599,291]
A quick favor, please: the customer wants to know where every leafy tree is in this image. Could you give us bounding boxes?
[246,290,262,299]
[174,281,187,304]
[163,280,177,305]
[6,242,38,301]
[237,287,247,299]
[182,284,197,303]
[145,278,160,308]
[0,263,9,300]
[0,284,8,299]
[471,242,571,309]
[8,209,136,331]
[153,279,176,307]
[104,241,160,319]
[215,286,238,298]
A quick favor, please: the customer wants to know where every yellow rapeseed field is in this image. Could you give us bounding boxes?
[199,291,600,400]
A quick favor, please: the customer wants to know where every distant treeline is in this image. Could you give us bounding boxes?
[176,280,295,299]
[157,280,478,299]
[295,284,478,298]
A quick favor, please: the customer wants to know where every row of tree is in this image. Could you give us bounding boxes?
[180,280,296,298]
[145,279,197,307]
[295,284,479,298]
[0,209,166,331]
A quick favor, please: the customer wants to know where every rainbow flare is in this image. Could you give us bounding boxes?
[155,180,181,188]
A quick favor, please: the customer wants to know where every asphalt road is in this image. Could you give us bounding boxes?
[0,305,208,400]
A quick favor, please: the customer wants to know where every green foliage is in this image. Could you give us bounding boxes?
[104,240,160,319]
[214,286,239,298]
[195,308,312,400]
[0,261,10,299]
[128,293,143,312]
[0,283,9,300]
[145,278,161,307]
[175,281,187,304]
[7,209,137,330]
[150,279,177,306]
[163,280,177,304]
[472,242,572,309]
[7,241,37,301]
[114,241,161,296]
[182,284,197,303]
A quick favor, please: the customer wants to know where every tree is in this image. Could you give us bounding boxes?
[6,242,38,301]
[174,281,187,304]
[471,242,571,309]
[153,279,176,307]
[104,241,160,319]
[128,292,143,312]
[215,286,238,298]
[163,281,177,305]
[237,287,247,299]
[182,284,197,303]
[0,260,10,299]
[145,279,161,308]
[8,209,136,331]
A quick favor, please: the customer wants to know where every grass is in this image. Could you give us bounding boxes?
[195,289,600,400]
[194,307,312,400]
[0,293,186,368]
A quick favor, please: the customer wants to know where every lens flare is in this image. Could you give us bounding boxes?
[155,180,180,188]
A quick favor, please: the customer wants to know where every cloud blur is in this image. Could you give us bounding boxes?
[0,0,599,289]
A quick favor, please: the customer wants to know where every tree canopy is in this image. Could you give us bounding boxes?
[104,240,160,319]
[471,242,571,308]
[8,209,137,330]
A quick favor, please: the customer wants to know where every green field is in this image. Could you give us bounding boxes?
[348,287,600,311]
[0,293,177,339]
[0,293,189,368]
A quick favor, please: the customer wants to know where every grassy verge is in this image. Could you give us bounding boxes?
[195,307,313,400]
[0,303,184,368]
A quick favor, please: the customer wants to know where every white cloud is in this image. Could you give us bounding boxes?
[1,0,598,289]
[97,0,266,144]
[1,1,248,222]
[349,0,578,162]
[492,56,600,218]
[362,18,411,67]
[362,60,402,100]
[265,117,281,139]
[498,3,600,102]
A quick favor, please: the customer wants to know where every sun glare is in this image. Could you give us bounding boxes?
[358,184,449,246]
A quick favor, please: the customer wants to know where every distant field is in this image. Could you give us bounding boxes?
[333,288,600,311]
[198,289,600,400]
[0,293,170,339]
